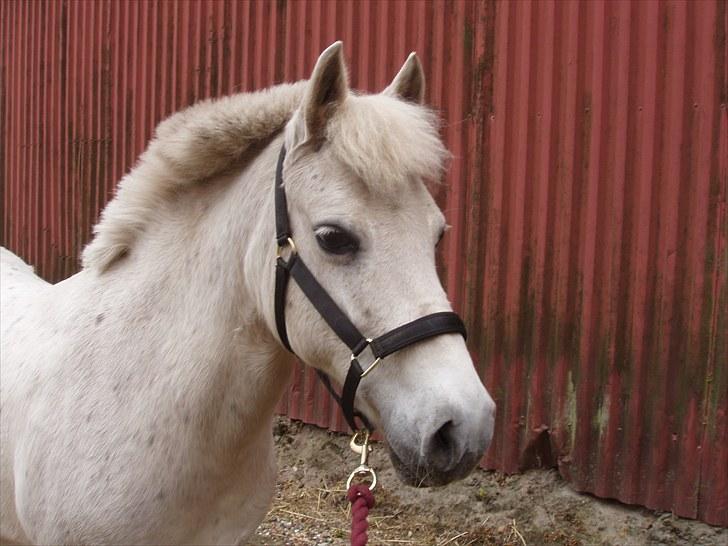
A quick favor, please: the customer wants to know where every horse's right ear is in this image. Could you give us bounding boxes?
[296,41,348,145]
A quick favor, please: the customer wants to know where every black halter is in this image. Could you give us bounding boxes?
[273,146,467,431]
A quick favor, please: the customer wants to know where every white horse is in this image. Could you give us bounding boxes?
[0,42,495,545]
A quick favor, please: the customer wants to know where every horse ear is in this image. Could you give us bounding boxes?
[301,41,348,142]
[384,52,425,104]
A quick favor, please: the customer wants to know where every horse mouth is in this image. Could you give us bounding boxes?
[386,444,480,488]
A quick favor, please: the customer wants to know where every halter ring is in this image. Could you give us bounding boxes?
[353,339,382,378]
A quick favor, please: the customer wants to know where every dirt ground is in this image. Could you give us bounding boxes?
[250,418,726,546]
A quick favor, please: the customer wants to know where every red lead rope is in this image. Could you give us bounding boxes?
[347,484,375,546]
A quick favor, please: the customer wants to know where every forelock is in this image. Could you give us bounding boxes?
[325,94,449,193]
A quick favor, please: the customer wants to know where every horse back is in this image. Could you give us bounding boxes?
[1,247,49,334]
[1,247,47,293]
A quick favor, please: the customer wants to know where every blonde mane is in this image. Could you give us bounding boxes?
[82,82,447,273]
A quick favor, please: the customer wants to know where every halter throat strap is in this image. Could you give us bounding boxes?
[273,146,466,431]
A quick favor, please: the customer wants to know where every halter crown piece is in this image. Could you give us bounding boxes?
[273,145,467,432]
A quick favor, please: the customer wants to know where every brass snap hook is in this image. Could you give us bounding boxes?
[347,465,377,491]
[348,430,377,490]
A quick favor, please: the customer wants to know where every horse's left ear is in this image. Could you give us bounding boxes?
[384,52,425,104]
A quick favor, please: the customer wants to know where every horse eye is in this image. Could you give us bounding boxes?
[314,225,359,255]
[436,227,446,246]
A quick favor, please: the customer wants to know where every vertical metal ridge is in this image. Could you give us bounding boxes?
[1,0,7,245]
[634,0,661,507]
[701,0,728,524]
[647,0,685,512]
[522,0,554,473]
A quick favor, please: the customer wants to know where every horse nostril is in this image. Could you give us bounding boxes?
[426,420,458,472]
[434,421,453,451]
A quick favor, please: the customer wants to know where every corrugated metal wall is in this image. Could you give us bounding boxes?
[1,0,725,526]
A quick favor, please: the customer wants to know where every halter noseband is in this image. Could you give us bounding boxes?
[273,145,467,431]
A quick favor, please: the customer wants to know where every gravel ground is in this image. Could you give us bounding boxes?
[247,418,726,545]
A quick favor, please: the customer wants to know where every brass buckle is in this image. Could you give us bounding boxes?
[352,339,382,378]
[275,237,297,261]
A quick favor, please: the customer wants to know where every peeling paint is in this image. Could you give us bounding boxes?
[594,392,610,435]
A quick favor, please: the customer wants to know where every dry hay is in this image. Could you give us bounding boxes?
[249,418,726,546]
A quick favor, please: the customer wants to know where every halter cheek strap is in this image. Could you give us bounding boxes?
[273,146,467,431]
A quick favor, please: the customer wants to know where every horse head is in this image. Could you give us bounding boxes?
[272,42,496,486]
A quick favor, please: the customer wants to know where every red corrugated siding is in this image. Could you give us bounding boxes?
[1,0,725,526]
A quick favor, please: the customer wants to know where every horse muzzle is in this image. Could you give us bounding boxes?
[385,396,496,487]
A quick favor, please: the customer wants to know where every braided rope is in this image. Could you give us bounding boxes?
[347,484,375,546]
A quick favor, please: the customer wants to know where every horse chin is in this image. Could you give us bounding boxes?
[386,444,479,488]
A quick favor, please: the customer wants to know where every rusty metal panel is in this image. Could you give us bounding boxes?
[463,0,727,526]
[1,0,725,525]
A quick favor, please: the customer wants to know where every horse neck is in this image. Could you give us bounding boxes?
[93,137,289,451]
